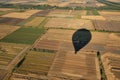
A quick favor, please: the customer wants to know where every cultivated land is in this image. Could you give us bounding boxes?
[0,27,45,44]
[34,29,120,52]
[0,2,120,80]
[10,51,56,80]
[93,20,120,32]
[48,51,100,80]
[0,17,24,25]
[0,25,20,39]
[102,53,120,80]
[81,16,106,20]
[0,42,28,78]
[24,17,45,27]
[32,28,119,79]
[0,8,15,11]
[44,18,94,30]
[99,11,120,21]
[1,10,40,19]
[47,10,74,17]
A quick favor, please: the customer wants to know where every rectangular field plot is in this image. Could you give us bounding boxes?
[11,51,56,79]
[102,53,120,80]
[47,10,73,17]
[93,20,120,32]
[33,29,75,52]
[99,11,120,16]
[48,10,70,15]
[0,25,20,39]
[1,10,40,19]
[99,11,120,21]
[44,18,94,30]
[81,16,106,20]
[0,42,27,68]
[33,10,51,16]
[0,27,45,44]
[87,10,99,15]
[0,17,24,25]
[0,8,15,11]
[33,39,60,52]
[40,29,74,42]
[48,51,100,80]
[24,17,45,27]
[71,10,86,15]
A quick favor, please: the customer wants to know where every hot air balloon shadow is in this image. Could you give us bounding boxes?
[72,28,92,54]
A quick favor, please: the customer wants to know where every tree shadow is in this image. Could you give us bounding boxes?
[72,28,92,54]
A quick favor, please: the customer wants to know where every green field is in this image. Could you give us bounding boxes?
[87,10,99,15]
[0,11,7,15]
[0,27,45,44]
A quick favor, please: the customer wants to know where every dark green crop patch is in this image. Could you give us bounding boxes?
[0,27,45,44]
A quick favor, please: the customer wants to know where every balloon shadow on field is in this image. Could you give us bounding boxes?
[72,28,92,54]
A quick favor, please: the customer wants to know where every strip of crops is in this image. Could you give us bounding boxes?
[0,27,45,44]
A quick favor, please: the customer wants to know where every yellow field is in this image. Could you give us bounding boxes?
[0,25,20,39]
[81,16,106,20]
[1,10,40,19]
[47,10,73,17]
[44,18,94,30]
[99,11,120,21]
[0,8,15,11]
[0,42,28,55]
[24,17,45,27]
[71,10,87,15]
[99,11,120,16]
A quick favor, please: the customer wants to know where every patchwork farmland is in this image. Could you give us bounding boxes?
[99,11,120,21]
[0,8,15,11]
[102,53,120,80]
[47,10,74,17]
[93,20,120,32]
[44,18,94,30]
[0,42,29,79]
[81,16,106,20]
[1,10,40,19]
[10,51,56,80]
[0,17,24,25]
[0,4,119,80]
[0,25,20,39]
[0,27,45,44]
[24,17,45,27]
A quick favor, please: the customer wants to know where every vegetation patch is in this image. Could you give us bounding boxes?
[0,27,45,44]
[24,17,45,27]
[87,9,100,15]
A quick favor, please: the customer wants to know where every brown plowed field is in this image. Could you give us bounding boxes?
[93,20,120,32]
[48,51,100,80]
[0,17,24,25]
[33,39,60,51]
[33,10,51,16]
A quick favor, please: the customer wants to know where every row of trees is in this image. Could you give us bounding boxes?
[0,3,120,10]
